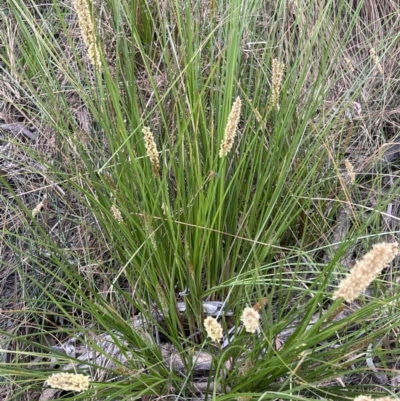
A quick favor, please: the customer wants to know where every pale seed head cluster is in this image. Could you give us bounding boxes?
[111,204,123,223]
[204,316,223,342]
[370,48,383,75]
[333,242,398,302]
[46,372,90,392]
[32,194,47,218]
[344,57,355,73]
[204,306,261,342]
[345,159,356,185]
[219,96,242,158]
[269,59,285,110]
[73,0,101,70]
[161,202,169,216]
[355,396,396,401]
[142,126,160,178]
[240,307,260,333]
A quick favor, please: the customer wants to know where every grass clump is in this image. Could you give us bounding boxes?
[1,0,400,400]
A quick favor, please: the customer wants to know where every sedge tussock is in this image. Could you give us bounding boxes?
[240,307,260,333]
[204,316,223,342]
[333,242,398,302]
[73,0,101,70]
[142,126,160,178]
[219,96,242,158]
[46,372,89,392]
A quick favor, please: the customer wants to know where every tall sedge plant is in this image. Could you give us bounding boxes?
[1,0,400,400]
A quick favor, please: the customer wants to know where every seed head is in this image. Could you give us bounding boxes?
[370,48,383,75]
[344,57,355,73]
[73,0,101,70]
[32,194,47,218]
[333,242,398,302]
[345,159,355,185]
[142,126,160,178]
[219,97,242,158]
[204,316,223,342]
[269,59,285,110]
[355,396,396,401]
[240,307,260,333]
[46,372,90,392]
[111,204,123,223]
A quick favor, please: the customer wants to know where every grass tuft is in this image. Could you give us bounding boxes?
[1,0,400,400]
